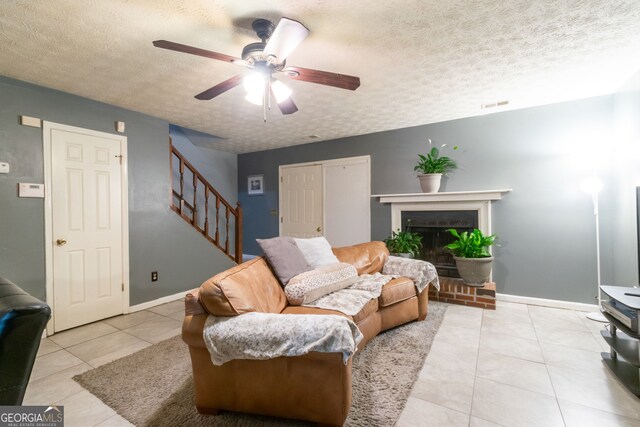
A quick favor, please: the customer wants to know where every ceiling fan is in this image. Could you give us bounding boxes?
[153,17,361,119]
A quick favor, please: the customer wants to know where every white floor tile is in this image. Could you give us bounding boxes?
[441,308,483,329]
[103,310,166,330]
[147,300,184,316]
[479,330,544,363]
[559,399,640,427]
[471,378,564,427]
[30,350,85,382]
[548,364,640,420]
[23,363,92,405]
[481,315,538,341]
[434,324,482,350]
[540,341,605,372]
[36,338,63,357]
[424,339,479,376]
[469,416,504,427]
[49,322,118,348]
[93,414,135,426]
[414,364,475,413]
[535,325,603,352]
[59,389,116,427]
[397,397,470,427]
[66,331,149,366]
[476,350,554,396]
[122,316,182,343]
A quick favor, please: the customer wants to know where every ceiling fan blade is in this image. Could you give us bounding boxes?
[263,18,310,64]
[153,40,239,64]
[276,96,299,115]
[282,66,360,91]
[194,75,243,100]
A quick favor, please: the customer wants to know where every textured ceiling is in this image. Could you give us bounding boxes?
[1,0,640,153]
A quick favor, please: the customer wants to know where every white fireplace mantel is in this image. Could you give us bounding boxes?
[372,189,511,235]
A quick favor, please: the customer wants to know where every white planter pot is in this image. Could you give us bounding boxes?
[417,173,442,193]
[453,256,493,286]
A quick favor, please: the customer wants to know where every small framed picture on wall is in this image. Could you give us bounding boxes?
[248,175,264,195]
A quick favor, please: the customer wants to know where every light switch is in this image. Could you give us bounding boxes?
[18,183,45,198]
[0,162,9,174]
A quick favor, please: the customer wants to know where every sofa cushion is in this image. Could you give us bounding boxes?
[332,241,389,275]
[285,263,358,305]
[378,277,417,307]
[199,257,287,316]
[257,236,312,285]
[294,237,340,268]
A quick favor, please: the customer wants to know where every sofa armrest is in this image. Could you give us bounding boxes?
[182,312,208,349]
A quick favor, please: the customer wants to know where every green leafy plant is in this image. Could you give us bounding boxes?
[445,228,496,258]
[414,139,459,175]
[384,229,423,257]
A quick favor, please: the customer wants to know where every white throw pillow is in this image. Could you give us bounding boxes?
[285,263,358,305]
[294,236,340,268]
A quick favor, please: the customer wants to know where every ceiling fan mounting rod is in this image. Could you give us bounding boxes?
[252,19,275,42]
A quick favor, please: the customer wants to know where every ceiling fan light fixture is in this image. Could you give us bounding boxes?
[271,80,292,103]
[243,72,266,97]
[244,91,264,106]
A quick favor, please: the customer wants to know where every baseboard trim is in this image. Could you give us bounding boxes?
[128,288,198,313]
[497,292,598,312]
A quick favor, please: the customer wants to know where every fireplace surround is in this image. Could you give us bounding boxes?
[374,190,511,278]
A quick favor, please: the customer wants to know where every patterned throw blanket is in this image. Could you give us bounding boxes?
[303,257,439,316]
[303,273,393,315]
[203,313,363,365]
[383,256,440,292]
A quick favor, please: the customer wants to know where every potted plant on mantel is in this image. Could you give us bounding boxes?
[413,139,458,193]
[445,228,496,286]
[384,229,423,258]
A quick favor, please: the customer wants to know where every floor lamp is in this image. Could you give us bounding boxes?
[582,177,608,322]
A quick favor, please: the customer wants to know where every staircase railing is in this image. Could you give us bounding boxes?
[170,144,242,263]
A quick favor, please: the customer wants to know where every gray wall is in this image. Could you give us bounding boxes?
[169,125,238,205]
[238,93,640,304]
[0,77,235,305]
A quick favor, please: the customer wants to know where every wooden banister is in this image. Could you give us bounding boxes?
[169,143,243,263]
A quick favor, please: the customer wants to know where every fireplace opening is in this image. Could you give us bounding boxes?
[401,210,478,278]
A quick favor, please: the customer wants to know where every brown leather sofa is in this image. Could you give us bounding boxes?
[182,241,432,426]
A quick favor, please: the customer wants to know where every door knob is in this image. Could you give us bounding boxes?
[316,226,322,232]
[56,238,67,246]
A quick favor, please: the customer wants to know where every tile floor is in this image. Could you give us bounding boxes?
[24,299,184,426]
[397,302,640,427]
[24,300,640,426]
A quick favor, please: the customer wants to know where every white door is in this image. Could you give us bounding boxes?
[280,164,323,238]
[50,126,126,331]
[324,158,371,246]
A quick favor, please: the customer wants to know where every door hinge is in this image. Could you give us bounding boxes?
[280,217,283,223]
[121,283,125,292]
[280,176,283,183]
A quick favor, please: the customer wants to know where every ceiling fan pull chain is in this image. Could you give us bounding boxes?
[263,86,267,123]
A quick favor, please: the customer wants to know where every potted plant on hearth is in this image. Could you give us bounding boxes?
[445,228,496,286]
[384,229,423,258]
[413,139,458,193]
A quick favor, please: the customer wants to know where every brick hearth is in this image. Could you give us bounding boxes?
[428,277,496,310]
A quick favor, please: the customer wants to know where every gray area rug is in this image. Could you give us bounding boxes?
[75,302,447,426]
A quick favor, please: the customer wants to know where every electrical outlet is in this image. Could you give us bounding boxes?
[151,271,158,282]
